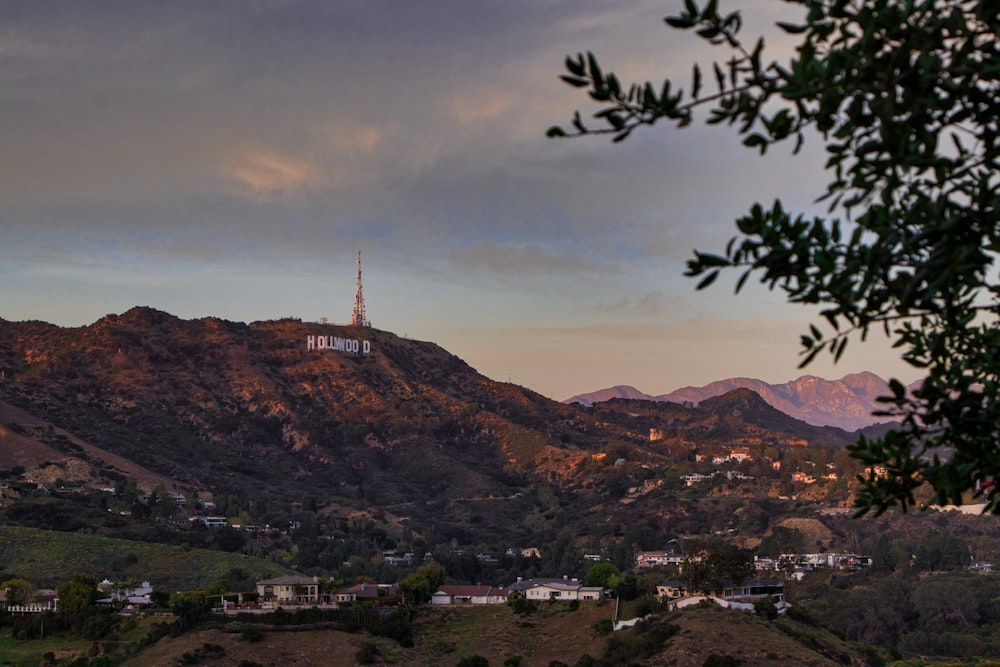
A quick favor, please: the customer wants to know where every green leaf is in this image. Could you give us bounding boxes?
[692,63,702,99]
[586,52,604,86]
[696,270,719,290]
[560,75,590,88]
[775,21,807,34]
[565,54,585,77]
[665,15,696,28]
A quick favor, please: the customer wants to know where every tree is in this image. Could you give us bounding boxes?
[398,562,446,605]
[0,578,34,606]
[169,590,213,632]
[55,574,99,632]
[550,0,1000,515]
[584,562,621,589]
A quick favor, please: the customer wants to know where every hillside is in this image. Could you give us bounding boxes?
[115,601,887,667]
[0,525,291,590]
[0,307,879,550]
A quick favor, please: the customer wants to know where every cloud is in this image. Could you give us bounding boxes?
[449,241,604,276]
[595,291,675,318]
[448,91,515,126]
[223,150,322,201]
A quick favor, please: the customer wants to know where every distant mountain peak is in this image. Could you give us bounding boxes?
[567,373,911,431]
[564,385,652,407]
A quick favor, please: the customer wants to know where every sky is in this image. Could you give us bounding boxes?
[0,0,921,401]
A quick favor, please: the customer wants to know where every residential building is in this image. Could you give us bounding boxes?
[431,585,507,605]
[256,576,319,605]
[508,577,603,602]
[636,551,685,568]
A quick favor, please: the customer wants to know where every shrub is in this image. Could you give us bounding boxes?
[592,618,613,635]
[703,655,741,667]
[455,656,489,667]
[240,627,264,642]
[355,641,380,664]
[754,598,778,620]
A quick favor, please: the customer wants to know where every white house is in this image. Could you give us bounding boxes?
[636,551,685,568]
[256,576,319,605]
[509,578,603,602]
[431,585,507,605]
[335,583,397,603]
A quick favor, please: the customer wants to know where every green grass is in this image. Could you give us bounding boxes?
[0,525,292,590]
[0,629,93,667]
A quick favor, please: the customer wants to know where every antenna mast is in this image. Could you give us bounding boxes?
[350,249,370,327]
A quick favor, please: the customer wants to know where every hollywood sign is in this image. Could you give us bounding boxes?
[307,335,371,356]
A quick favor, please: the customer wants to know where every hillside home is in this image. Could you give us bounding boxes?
[198,516,228,528]
[256,576,319,605]
[336,583,397,603]
[720,579,785,603]
[636,551,685,568]
[785,552,871,570]
[0,589,59,613]
[509,578,603,602]
[431,585,507,605]
[730,447,752,462]
[96,579,154,606]
[658,579,784,604]
[682,473,709,487]
[656,581,687,600]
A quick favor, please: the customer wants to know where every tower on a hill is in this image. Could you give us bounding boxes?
[350,249,371,327]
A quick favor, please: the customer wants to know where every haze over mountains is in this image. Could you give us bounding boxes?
[565,372,916,432]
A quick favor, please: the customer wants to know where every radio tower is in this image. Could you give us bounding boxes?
[350,249,370,327]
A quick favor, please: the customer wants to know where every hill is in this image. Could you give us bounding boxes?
[0,306,878,552]
[0,525,291,590]
[114,601,886,666]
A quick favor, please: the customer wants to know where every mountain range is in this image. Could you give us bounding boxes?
[565,372,918,431]
[0,306,891,548]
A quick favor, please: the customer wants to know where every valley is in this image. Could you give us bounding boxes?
[0,308,998,665]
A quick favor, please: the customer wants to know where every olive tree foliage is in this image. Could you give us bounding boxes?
[549,0,1000,514]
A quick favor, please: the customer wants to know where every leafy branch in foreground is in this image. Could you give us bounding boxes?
[551,0,1000,514]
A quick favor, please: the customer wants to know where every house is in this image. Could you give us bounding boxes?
[1,589,59,614]
[682,473,709,487]
[96,579,154,607]
[635,551,685,568]
[509,578,603,602]
[656,581,687,600]
[431,585,507,605]
[256,576,319,605]
[335,582,397,603]
[720,579,784,603]
[729,447,752,462]
[658,579,784,604]
[198,516,228,528]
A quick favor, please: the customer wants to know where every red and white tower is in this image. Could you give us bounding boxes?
[350,249,370,327]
